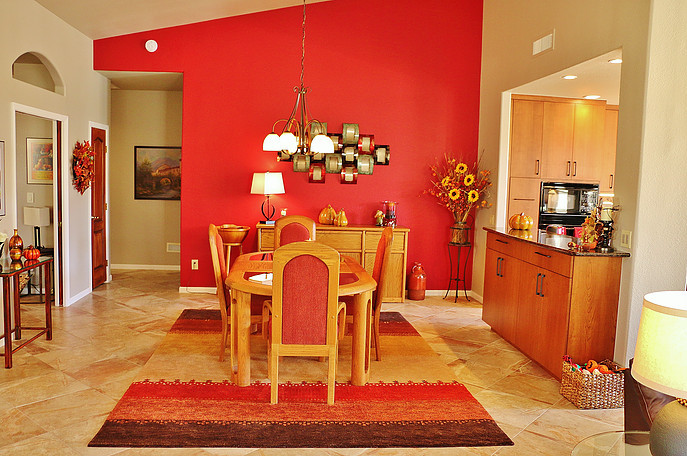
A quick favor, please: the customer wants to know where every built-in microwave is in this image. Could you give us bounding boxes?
[538,182,599,234]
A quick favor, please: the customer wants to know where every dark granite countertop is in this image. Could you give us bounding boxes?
[484,227,631,258]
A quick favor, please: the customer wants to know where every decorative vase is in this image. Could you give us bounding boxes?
[9,229,23,260]
[408,262,427,301]
[450,220,470,245]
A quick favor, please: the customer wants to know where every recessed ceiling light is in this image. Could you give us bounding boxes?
[562,75,578,80]
[608,58,622,64]
[584,95,601,99]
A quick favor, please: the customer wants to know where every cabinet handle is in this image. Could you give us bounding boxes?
[573,161,577,176]
[535,273,541,296]
[534,251,552,258]
[496,257,502,277]
[495,239,509,245]
[540,274,546,297]
[566,161,571,176]
[535,159,540,175]
[609,174,614,189]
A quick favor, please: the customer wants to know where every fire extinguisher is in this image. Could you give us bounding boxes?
[407,262,426,301]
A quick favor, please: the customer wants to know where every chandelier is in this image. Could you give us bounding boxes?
[262,0,334,156]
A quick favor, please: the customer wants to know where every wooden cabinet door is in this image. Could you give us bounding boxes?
[572,102,605,182]
[508,177,541,228]
[514,262,541,358]
[599,106,618,193]
[541,101,575,180]
[536,270,572,376]
[482,249,521,342]
[509,99,543,178]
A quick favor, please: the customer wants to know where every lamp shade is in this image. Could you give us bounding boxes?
[250,172,285,196]
[632,291,687,398]
[263,133,282,151]
[24,206,51,227]
[310,134,335,154]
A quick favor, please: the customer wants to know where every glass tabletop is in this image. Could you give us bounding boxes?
[572,431,650,456]
[0,256,53,276]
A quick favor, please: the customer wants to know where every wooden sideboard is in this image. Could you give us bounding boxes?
[482,228,628,378]
[256,224,409,302]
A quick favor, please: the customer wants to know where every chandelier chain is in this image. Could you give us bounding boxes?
[300,0,306,89]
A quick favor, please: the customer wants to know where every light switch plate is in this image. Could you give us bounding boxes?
[620,230,632,248]
[27,192,34,203]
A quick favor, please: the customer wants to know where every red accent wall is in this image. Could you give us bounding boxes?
[94,0,483,290]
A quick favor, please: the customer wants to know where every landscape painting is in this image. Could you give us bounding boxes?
[134,146,181,200]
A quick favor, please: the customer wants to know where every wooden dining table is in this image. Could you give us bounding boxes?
[226,250,376,387]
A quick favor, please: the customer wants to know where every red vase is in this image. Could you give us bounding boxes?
[407,262,426,301]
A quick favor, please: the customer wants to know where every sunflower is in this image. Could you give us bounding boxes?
[468,190,479,202]
[449,189,460,200]
[456,162,468,174]
[441,176,450,187]
[464,174,475,186]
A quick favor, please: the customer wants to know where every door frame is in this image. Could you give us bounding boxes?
[11,102,69,305]
[89,122,111,284]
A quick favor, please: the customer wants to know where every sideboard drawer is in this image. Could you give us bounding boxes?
[366,230,406,252]
[317,230,363,251]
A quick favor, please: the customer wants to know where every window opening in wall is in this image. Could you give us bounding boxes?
[12,52,65,95]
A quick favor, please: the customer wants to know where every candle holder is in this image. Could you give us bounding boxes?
[382,201,397,227]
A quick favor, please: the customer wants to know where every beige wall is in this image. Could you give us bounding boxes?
[110,89,182,267]
[478,0,651,362]
[15,113,54,248]
[0,0,109,327]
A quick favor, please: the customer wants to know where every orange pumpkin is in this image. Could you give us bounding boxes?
[509,212,534,230]
[508,229,534,240]
[22,245,40,260]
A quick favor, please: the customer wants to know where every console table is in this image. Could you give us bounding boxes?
[256,224,409,302]
[1,256,53,368]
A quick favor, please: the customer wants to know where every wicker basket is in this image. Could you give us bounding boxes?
[560,359,624,409]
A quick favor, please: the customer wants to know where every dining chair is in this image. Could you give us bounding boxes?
[208,224,264,373]
[342,226,394,361]
[263,241,346,404]
[274,215,316,248]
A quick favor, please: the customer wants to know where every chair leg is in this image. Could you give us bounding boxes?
[219,313,228,362]
[270,346,279,404]
[373,306,381,361]
[337,305,346,340]
[327,345,337,404]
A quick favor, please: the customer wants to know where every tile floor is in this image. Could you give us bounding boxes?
[0,270,622,455]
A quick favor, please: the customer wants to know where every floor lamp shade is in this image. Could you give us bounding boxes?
[631,291,687,456]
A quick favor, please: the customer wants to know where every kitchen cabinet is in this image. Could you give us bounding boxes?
[482,229,627,378]
[541,99,605,182]
[507,177,540,228]
[509,98,543,178]
[600,105,618,193]
[256,224,409,302]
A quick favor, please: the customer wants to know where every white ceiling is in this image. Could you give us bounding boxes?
[35,0,622,100]
[35,0,329,40]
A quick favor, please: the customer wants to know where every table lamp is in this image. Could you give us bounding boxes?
[250,172,285,225]
[631,291,687,456]
[23,206,51,250]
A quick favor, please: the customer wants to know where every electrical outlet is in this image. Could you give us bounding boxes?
[191,259,199,270]
[620,230,632,248]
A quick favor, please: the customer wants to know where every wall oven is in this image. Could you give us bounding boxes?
[538,182,599,235]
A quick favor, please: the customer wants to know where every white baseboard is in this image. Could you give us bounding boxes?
[67,287,91,306]
[111,264,181,271]
[179,286,216,294]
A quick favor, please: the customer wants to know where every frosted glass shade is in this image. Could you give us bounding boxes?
[263,133,282,151]
[279,132,298,154]
[310,134,334,154]
[632,291,687,398]
[250,172,285,196]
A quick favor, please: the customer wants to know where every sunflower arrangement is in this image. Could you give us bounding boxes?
[428,156,492,223]
[72,140,94,195]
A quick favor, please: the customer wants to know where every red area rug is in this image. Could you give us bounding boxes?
[169,308,420,336]
[89,380,512,448]
[89,310,513,448]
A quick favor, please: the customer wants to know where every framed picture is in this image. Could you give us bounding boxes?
[134,146,181,200]
[0,141,5,216]
[26,138,53,184]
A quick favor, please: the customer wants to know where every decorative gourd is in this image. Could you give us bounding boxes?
[23,245,40,260]
[508,212,534,230]
[334,209,348,227]
[318,205,337,225]
[508,229,534,240]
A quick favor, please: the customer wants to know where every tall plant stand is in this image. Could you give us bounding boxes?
[444,241,472,302]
